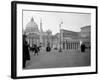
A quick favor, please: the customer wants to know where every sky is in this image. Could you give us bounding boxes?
[23,10,91,35]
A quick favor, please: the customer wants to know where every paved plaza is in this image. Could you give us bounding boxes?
[25,49,91,69]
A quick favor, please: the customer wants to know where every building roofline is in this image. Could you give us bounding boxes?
[81,25,91,29]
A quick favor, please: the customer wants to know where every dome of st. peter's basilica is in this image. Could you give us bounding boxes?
[25,17,39,34]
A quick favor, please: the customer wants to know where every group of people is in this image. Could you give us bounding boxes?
[30,44,41,55]
[23,35,53,68]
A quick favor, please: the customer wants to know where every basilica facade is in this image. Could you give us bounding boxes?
[24,17,53,48]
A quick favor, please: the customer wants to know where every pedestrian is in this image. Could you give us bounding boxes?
[34,44,39,55]
[46,43,51,52]
[23,34,30,68]
[81,43,85,52]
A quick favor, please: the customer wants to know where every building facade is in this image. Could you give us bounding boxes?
[24,17,53,48]
[24,17,91,51]
[52,30,80,50]
[52,25,91,51]
[60,25,91,51]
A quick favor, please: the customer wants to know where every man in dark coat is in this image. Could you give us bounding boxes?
[46,43,51,52]
[81,43,85,52]
[23,34,30,68]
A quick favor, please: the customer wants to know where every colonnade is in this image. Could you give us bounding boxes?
[62,40,80,50]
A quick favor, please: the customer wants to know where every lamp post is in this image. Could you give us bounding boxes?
[59,21,63,52]
[46,30,51,52]
[47,30,50,45]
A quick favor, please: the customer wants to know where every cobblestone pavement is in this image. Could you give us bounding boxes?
[25,49,90,69]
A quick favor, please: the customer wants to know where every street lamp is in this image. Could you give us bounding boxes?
[46,30,51,52]
[59,21,63,52]
[47,30,50,45]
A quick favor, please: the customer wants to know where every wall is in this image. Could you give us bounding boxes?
[0,0,99,80]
